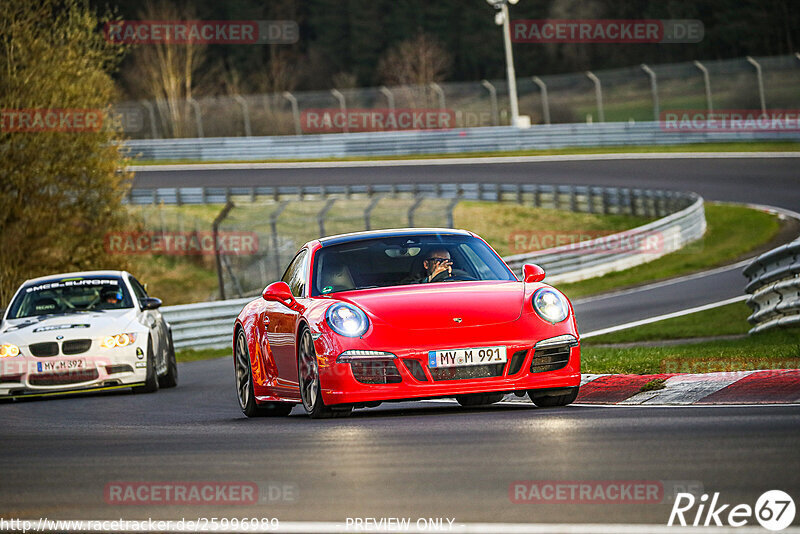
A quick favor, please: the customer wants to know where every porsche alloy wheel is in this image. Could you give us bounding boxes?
[235,330,292,417]
[298,328,351,419]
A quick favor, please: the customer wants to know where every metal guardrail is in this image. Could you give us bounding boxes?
[744,238,800,334]
[162,297,252,350]
[158,184,704,349]
[123,122,800,162]
[505,194,705,283]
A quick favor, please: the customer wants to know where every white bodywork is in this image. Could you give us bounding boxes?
[0,270,171,398]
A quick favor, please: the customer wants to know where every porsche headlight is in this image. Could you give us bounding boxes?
[326,303,369,337]
[533,288,569,324]
[101,333,137,349]
[0,343,20,357]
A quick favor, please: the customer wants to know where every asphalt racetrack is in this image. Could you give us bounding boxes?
[2,155,798,530]
[3,358,800,526]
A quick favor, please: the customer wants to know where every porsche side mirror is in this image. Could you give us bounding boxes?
[141,297,162,310]
[523,264,546,283]
[262,281,295,304]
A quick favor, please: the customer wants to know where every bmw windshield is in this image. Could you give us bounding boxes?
[6,276,134,319]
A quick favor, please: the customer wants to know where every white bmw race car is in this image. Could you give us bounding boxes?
[0,270,177,399]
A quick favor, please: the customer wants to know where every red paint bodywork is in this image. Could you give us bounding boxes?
[234,234,580,407]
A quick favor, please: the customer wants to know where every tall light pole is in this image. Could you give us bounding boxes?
[487,0,520,127]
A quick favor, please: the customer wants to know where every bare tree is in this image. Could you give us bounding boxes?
[122,0,206,137]
[377,34,451,108]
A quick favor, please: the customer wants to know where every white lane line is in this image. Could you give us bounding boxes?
[128,151,800,171]
[580,295,748,338]
[572,258,753,305]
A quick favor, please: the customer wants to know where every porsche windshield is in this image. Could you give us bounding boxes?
[311,234,516,296]
[6,276,134,319]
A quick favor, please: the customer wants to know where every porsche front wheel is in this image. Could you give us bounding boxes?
[529,387,579,407]
[298,328,352,419]
[235,330,293,417]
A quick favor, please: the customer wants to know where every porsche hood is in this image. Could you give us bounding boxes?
[339,281,525,330]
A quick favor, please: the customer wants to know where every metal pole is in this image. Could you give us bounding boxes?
[213,201,234,300]
[318,198,336,237]
[446,194,461,228]
[430,82,446,109]
[187,97,204,137]
[531,76,550,125]
[408,196,424,227]
[500,3,520,127]
[746,56,767,113]
[693,60,713,113]
[282,91,301,135]
[270,201,289,279]
[233,95,252,137]
[379,86,395,111]
[585,71,604,123]
[139,100,159,139]
[640,64,659,121]
[364,194,383,230]
[481,80,499,126]
[331,89,347,133]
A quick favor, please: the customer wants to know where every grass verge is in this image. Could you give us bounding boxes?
[582,328,800,374]
[176,347,230,363]
[559,203,781,299]
[131,141,800,166]
[582,301,752,344]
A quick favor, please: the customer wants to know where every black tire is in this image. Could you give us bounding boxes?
[158,330,178,388]
[529,387,579,407]
[234,329,293,417]
[297,327,351,419]
[455,393,505,407]
[132,340,159,394]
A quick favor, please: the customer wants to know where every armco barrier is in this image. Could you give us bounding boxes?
[505,195,705,283]
[744,238,800,334]
[162,297,252,350]
[123,122,800,162]
[158,185,705,349]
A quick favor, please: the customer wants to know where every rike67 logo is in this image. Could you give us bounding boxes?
[669,490,796,531]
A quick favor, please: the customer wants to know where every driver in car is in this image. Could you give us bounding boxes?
[420,248,455,283]
[95,286,123,309]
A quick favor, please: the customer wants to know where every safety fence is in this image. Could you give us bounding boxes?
[744,238,800,334]
[116,54,800,140]
[152,184,705,349]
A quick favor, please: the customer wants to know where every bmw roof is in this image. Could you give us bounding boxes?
[317,228,473,247]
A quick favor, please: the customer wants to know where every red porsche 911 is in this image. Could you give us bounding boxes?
[233,228,580,418]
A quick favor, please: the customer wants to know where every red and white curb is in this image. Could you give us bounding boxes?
[575,370,800,405]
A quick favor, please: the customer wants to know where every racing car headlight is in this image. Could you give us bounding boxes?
[532,288,570,324]
[326,303,369,337]
[0,343,20,357]
[101,333,137,349]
